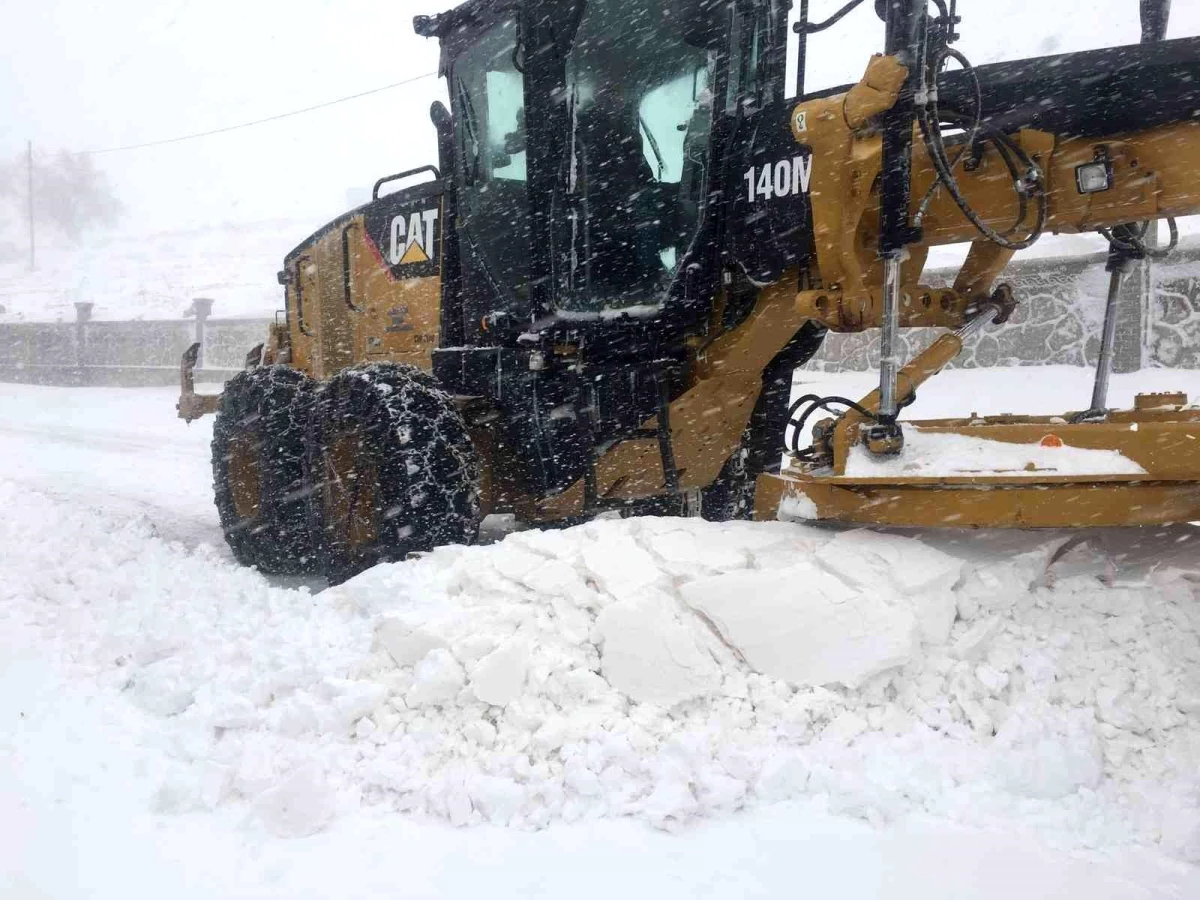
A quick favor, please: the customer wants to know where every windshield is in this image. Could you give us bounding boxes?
[561,0,715,314]
[454,21,527,187]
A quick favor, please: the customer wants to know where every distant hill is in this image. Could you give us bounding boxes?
[0,218,314,322]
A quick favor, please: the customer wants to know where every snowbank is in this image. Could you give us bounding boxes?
[2,479,1199,858]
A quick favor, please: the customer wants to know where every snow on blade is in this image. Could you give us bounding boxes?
[844,425,1148,478]
[2,479,1199,859]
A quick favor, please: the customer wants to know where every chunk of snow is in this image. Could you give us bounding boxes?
[467,775,526,825]
[779,491,820,521]
[252,767,337,839]
[596,592,721,705]
[988,709,1103,800]
[470,638,529,707]
[951,616,1003,661]
[128,677,195,718]
[680,565,916,688]
[818,530,963,644]
[580,526,667,601]
[374,618,449,668]
[405,649,466,708]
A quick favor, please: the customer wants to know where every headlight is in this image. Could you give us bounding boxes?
[1075,161,1112,194]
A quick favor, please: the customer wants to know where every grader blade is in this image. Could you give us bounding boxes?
[766,401,1200,529]
[768,281,1200,530]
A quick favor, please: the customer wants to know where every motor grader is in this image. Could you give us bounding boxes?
[179,0,1200,580]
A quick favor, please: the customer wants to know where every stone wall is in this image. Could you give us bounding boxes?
[0,302,270,387]
[2,246,1199,387]
[1150,261,1200,368]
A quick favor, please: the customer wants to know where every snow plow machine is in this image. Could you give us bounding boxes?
[179,0,1200,580]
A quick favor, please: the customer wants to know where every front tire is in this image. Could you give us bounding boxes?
[310,364,481,580]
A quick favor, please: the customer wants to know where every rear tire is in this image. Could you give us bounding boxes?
[212,366,319,575]
[310,363,481,581]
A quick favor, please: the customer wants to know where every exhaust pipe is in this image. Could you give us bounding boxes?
[1141,0,1171,43]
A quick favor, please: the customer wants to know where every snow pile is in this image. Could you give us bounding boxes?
[845,425,1148,478]
[3,479,1199,857]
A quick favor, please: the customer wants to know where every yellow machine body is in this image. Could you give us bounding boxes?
[274,199,444,380]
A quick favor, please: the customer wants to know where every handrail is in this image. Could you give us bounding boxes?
[295,255,313,336]
[372,165,441,201]
[793,0,868,35]
[341,223,364,313]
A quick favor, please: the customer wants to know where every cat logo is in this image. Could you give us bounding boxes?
[389,208,439,266]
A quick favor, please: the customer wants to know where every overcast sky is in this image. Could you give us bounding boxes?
[2,0,1198,234]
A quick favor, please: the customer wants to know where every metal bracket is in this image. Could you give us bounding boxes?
[245,343,265,370]
[177,342,221,423]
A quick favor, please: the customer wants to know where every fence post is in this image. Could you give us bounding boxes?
[192,297,214,370]
[74,302,94,384]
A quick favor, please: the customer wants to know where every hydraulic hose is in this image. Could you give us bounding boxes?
[913,24,1048,251]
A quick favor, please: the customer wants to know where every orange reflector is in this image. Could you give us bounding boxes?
[1040,434,1064,448]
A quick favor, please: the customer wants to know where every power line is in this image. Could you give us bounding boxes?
[79,71,439,156]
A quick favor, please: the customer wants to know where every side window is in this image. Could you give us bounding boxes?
[725,10,745,113]
[485,70,527,182]
[726,10,761,113]
[452,21,526,189]
[638,68,710,184]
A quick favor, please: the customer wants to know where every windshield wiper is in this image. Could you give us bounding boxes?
[455,76,481,168]
[639,115,666,180]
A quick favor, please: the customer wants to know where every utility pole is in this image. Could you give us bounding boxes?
[26,140,35,271]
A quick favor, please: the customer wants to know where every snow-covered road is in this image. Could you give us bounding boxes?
[2,368,1200,898]
[0,384,225,551]
[3,364,1197,545]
